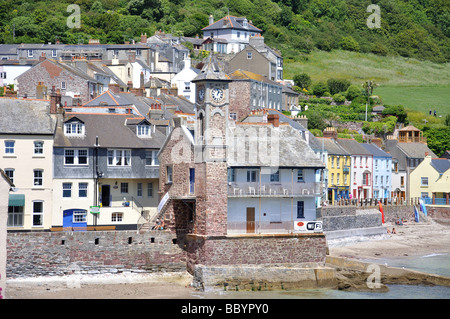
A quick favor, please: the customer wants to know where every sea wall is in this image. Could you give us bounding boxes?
[6,230,186,278]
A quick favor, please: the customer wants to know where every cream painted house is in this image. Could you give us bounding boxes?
[410,155,450,205]
[0,98,56,231]
[0,169,14,297]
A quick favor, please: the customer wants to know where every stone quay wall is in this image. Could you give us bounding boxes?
[317,205,416,231]
[185,233,328,275]
[6,230,186,278]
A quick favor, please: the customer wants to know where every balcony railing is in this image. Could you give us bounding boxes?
[228,181,322,197]
[398,136,427,143]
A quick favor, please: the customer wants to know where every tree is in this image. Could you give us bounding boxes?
[382,105,407,123]
[293,73,311,89]
[423,126,450,157]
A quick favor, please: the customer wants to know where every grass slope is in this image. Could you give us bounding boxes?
[284,50,450,115]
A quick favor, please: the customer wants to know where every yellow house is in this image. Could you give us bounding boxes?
[410,155,450,205]
[319,137,352,204]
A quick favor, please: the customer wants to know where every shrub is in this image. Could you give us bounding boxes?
[332,93,346,103]
[339,36,360,52]
[345,84,363,101]
[327,78,351,95]
[311,81,328,97]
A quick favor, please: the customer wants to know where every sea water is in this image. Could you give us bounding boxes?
[192,253,450,299]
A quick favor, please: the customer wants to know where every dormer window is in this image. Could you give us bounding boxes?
[137,124,151,137]
[64,121,85,136]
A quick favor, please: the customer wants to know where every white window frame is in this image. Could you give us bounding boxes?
[147,182,153,197]
[145,150,159,166]
[63,183,72,198]
[61,81,66,90]
[32,200,44,227]
[33,169,43,187]
[4,168,14,184]
[34,141,44,155]
[107,149,131,166]
[52,49,57,57]
[78,182,88,198]
[137,182,143,197]
[64,148,88,165]
[111,212,123,222]
[137,125,151,137]
[5,140,15,154]
[27,49,33,58]
[421,177,428,186]
[120,182,129,194]
[297,169,304,182]
[73,210,87,223]
[64,122,85,136]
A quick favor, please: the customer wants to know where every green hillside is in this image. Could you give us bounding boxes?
[1,0,448,63]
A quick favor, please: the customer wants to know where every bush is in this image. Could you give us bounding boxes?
[311,81,328,97]
[345,84,363,101]
[293,73,312,89]
[327,78,351,95]
[332,93,346,103]
[339,36,360,52]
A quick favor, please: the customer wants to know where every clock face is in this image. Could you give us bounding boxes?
[198,88,205,102]
[211,88,224,103]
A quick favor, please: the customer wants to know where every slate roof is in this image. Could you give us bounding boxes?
[227,123,324,168]
[361,143,392,158]
[336,138,372,156]
[54,113,166,149]
[228,69,279,85]
[397,142,436,158]
[317,137,350,156]
[0,98,56,135]
[192,54,231,82]
[431,158,450,174]
[202,15,262,32]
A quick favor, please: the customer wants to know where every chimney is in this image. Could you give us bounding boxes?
[50,86,61,114]
[140,33,147,44]
[140,72,144,88]
[267,114,279,127]
[209,15,214,25]
[425,152,429,157]
[128,50,136,63]
[323,127,337,139]
[39,52,46,62]
[127,81,133,91]
[108,84,120,94]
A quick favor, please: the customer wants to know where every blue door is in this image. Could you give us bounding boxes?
[63,209,87,230]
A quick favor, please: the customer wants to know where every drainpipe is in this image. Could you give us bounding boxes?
[94,136,100,226]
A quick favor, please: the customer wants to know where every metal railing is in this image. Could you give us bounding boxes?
[228,181,322,197]
[326,197,440,207]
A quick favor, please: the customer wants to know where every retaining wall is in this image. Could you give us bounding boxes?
[6,230,186,278]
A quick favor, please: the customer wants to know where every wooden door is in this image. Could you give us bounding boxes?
[246,207,255,233]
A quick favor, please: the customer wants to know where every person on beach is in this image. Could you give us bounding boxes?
[392,228,397,234]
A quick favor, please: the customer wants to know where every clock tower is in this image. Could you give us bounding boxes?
[192,54,231,163]
[191,54,231,236]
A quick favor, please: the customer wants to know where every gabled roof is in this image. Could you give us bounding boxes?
[397,142,436,158]
[431,158,450,174]
[202,15,262,32]
[192,54,231,82]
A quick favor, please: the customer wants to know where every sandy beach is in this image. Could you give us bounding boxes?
[5,218,450,299]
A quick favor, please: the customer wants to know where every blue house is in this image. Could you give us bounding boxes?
[362,143,392,199]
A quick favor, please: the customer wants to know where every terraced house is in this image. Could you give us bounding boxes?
[52,111,166,231]
[0,98,56,231]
